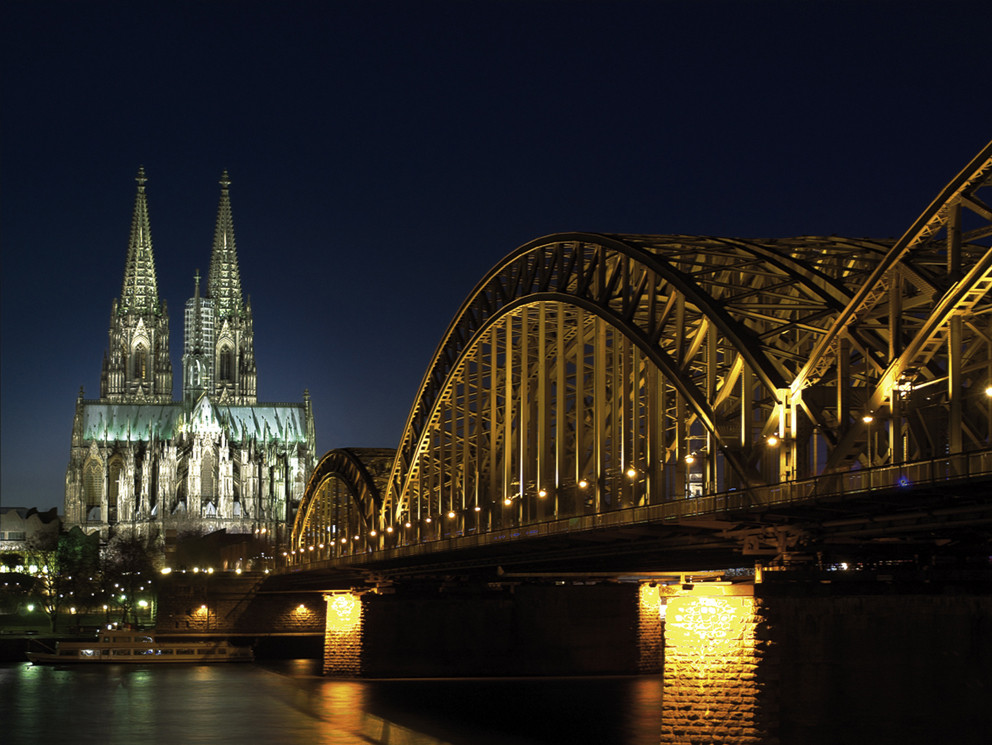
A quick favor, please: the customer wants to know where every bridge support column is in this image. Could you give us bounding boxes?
[661,583,778,745]
[322,591,364,676]
[637,582,664,672]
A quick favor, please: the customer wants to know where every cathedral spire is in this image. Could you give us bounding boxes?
[119,166,160,315]
[103,167,172,403]
[207,170,244,320]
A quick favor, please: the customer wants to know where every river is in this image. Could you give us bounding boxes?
[1,660,663,745]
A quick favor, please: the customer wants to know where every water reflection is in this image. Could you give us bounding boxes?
[0,661,661,745]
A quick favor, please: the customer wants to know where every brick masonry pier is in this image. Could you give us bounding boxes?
[659,574,992,745]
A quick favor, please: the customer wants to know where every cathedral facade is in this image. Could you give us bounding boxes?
[64,169,315,548]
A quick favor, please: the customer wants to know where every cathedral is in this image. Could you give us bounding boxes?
[64,169,316,549]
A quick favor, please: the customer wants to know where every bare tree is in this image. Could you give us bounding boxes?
[102,530,159,627]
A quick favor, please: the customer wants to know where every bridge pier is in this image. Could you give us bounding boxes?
[322,591,364,676]
[658,573,992,745]
[660,582,775,745]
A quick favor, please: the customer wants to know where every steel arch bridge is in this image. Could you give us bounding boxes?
[292,140,992,563]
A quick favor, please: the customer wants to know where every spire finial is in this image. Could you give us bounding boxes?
[120,167,159,314]
[208,170,243,319]
[194,268,201,296]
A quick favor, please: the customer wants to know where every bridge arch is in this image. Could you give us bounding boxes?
[291,140,992,557]
[381,233,905,537]
[291,448,394,556]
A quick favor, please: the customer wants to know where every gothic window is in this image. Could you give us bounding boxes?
[134,455,143,511]
[201,448,215,501]
[84,461,102,521]
[150,466,158,511]
[108,457,123,524]
[219,346,233,382]
[133,344,148,380]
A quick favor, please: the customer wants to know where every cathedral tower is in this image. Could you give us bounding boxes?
[66,168,315,551]
[182,270,215,403]
[100,167,173,403]
[207,171,257,403]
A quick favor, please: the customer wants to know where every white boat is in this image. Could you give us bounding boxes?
[26,629,253,664]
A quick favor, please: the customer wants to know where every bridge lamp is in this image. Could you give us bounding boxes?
[503,497,513,506]
[386,525,394,533]
[985,385,992,397]
[370,530,378,537]
[538,488,548,498]
[474,505,481,512]
[863,414,875,467]
[684,453,696,465]
[425,516,433,523]
[447,511,456,519]
[308,545,315,551]
[319,543,325,549]
[766,435,779,447]
[405,521,412,528]
[578,479,589,489]
[341,538,347,544]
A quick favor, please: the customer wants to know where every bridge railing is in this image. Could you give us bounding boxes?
[287,449,992,567]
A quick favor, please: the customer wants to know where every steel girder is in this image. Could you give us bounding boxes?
[379,233,904,538]
[290,140,992,558]
[291,448,393,556]
[795,140,992,469]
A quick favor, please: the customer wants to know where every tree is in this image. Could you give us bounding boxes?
[17,528,100,631]
[102,531,159,627]
[56,528,102,618]
[0,553,33,614]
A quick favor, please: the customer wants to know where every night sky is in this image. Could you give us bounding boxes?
[2,1,990,512]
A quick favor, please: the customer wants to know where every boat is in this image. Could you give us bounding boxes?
[26,628,253,664]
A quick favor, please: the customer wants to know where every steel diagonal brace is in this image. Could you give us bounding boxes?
[792,139,992,397]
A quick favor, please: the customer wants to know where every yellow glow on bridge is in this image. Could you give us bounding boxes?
[666,593,753,653]
[323,592,364,676]
[326,593,361,630]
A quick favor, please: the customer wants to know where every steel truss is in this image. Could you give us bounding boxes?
[292,140,992,558]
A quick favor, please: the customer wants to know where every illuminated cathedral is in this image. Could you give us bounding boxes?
[64,169,315,547]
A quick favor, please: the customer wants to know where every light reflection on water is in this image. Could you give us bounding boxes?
[0,660,662,745]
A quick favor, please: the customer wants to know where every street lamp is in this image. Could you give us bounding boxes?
[862,414,874,482]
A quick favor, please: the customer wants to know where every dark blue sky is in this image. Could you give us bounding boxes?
[2,0,990,511]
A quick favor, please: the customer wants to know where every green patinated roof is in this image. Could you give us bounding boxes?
[214,405,309,444]
[79,400,309,445]
[81,404,183,442]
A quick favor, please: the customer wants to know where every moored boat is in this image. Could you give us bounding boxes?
[26,629,253,664]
